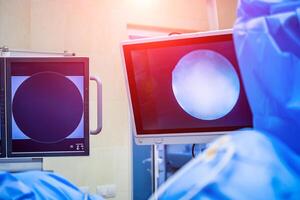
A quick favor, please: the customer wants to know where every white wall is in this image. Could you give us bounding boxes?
[0,0,237,199]
[0,0,30,49]
[217,0,238,29]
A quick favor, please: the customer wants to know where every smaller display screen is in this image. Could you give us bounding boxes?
[6,58,89,157]
[123,32,252,136]
[0,58,5,157]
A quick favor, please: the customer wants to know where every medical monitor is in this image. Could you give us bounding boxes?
[122,30,252,145]
[6,57,89,157]
[0,58,5,157]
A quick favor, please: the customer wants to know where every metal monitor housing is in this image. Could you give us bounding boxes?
[121,29,252,145]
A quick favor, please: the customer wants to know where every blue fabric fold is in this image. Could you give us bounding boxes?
[0,171,103,200]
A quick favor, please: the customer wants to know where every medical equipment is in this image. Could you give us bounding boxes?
[0,48,104,199]
[121,29,252,145]
[0,48,102,157]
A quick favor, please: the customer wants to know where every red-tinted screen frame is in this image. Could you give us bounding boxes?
[123,33,252,136]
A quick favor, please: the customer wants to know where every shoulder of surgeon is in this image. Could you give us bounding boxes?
[153,130,300,200]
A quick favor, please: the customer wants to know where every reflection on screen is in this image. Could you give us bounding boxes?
[172,49,240,120]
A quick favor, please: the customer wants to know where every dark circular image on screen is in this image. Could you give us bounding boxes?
[12,72,83,143]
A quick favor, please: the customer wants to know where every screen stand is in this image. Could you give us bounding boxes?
[0,158,43,172]
[151,144,166,199]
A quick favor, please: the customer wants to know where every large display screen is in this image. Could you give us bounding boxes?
[0,58,5,157]
[6,57,89,157]
[123,32,252,138]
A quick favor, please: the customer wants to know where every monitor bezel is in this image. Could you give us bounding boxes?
[6,57,90,157]
[121,29,253,145]
[0,58,6,157]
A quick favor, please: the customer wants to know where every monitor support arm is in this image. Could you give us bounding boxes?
[0,46,75,57]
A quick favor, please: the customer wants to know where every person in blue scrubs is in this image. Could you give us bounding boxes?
[151,0,300,199]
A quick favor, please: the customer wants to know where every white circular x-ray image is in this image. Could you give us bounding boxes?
[172,50,240,120]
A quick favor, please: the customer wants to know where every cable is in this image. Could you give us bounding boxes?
[192,144,196,158]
